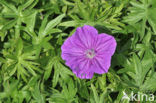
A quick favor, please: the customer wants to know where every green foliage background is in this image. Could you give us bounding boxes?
[0,0,156,103]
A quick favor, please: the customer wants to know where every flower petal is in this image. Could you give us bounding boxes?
[74,25,98,48]
[95,33,117,56]
[72,59,94,79]
[61,36,85,61]
[92,53,112,74]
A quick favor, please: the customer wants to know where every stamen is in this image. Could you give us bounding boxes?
[85,49,96,59]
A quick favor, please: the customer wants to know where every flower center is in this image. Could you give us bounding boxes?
[85,49,96,59]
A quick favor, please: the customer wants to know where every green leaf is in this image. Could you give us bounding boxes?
[2,19,17,31]
[59,21,77,27]
[15,38,23,56]
[133,54,143,86]
[19,0,35,10]
[148,8,156,33]
[22,10,37,32]
[141,73,156,91]
[31,82,45,103]
[0,0,17,13]
[42,14,65,36]
[91,84,99,103]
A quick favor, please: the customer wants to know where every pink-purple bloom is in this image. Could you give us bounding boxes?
[61,25,117,79]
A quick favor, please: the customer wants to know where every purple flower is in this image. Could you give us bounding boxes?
[61,25,117,79]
